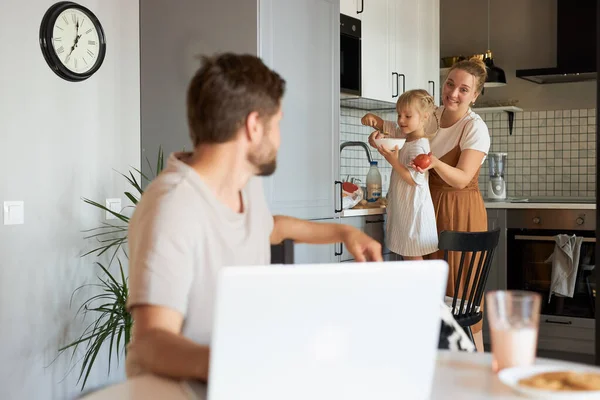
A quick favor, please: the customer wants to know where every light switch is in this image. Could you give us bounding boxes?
[4,201,24,225]
[105,198,122,220]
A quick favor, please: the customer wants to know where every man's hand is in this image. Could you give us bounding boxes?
[341,225,383,262]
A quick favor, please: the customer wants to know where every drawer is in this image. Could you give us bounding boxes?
[339,215,389,262]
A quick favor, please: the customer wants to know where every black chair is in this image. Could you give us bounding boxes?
[438,228,501,344]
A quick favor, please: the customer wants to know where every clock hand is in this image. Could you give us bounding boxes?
[67,19,82,57]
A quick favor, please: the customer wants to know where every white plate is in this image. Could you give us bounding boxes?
[374,138,406,151]
[498,365,600,399]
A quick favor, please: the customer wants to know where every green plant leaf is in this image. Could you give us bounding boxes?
[82,198,129,223]
[124,192,139,205]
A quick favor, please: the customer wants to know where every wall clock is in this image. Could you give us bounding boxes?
[39,1,107,82]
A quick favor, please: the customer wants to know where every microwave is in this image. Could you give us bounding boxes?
[340,14,361,96]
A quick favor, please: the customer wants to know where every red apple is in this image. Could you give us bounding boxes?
[342,181,359,193]
[413,153,432,169]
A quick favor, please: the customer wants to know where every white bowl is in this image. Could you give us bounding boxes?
[374,138,406,151]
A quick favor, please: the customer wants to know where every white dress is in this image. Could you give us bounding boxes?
[385,138,438,257]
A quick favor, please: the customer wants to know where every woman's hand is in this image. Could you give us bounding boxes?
[376,145,399,166]
[361,113,383,130]
[410,152,438,173]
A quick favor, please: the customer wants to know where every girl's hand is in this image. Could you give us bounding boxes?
[361,113,383,129]
[368,130,383,148]
[410,152,438,173]
[376,145,399,165]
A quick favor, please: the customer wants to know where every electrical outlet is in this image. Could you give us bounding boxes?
[3,201,24,225]
[105,198,121,220]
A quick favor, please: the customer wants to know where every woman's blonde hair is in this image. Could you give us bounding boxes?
[396,89,438,136]
[448,57,488,94]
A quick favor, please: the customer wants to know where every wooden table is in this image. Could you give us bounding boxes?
[82,350,600,399]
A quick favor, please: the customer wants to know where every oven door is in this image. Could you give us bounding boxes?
[507,229,596,319]
[340,14,361,95]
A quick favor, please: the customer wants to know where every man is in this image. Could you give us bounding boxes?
[125,53,382,387]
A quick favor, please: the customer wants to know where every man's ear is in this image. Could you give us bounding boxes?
[245,111,262,144]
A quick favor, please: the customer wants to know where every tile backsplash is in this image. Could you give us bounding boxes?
[340,106,597,199]
[340,107,396,195]
[478,109,596,198]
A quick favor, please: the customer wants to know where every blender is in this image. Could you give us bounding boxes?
[487,153,507,200]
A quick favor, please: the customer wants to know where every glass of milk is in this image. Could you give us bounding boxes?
[485,290,542,373]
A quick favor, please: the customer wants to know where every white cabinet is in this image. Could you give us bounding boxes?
[339,214,394,262]
[360,0,394,103]
[340,0,363,17]
[358,0,440,103]
[294,218,341,264]
[391,0,419,94]
[260,0,340,220]
[417,0,440,104]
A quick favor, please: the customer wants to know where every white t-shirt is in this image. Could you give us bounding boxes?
[383,106,490,162]
[430,107,490,160]
[126,152,273,392]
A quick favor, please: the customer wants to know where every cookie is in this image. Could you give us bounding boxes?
[564,372,600,391]
[519,371,600,392]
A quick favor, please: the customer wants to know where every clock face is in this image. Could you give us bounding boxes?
[52,8,101,74]
[39,2,106,82]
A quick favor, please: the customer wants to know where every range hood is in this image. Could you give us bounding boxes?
[515,0,596,84]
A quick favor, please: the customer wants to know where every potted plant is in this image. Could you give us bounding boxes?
[57,148,164,390]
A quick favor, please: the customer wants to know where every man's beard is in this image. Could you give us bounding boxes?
[256,158,277,176]
[248,145,277,177]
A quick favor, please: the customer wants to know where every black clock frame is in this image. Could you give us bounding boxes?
[39,1,107,82]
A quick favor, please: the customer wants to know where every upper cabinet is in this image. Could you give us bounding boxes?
[360,0,394,103]
[340,0,363,18]
[418,0,440,105]
[260,0,340,220]
[342,0,440,104]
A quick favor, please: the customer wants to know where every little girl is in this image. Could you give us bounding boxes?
[361,89,438,260]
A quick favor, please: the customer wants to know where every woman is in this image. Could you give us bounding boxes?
[362,57,490,352]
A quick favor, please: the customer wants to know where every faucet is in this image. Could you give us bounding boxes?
[340,141,373,164]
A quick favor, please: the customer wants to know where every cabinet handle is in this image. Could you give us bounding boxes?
[392,72,398,98]
[544,319,573,325]
[398,73,406,94]
[357,0,364,14]
[335,242,343,256]
[366,219,385,224]
[334,180,343,213]
[428,80,435,101]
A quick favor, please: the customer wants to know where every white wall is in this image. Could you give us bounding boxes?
[140,0,258,176]
[0,1,140,399]
[441,0,596,110]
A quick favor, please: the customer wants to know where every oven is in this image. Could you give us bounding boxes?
[506,208,596,354]
[340,14,361,96]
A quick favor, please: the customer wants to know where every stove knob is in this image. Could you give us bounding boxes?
[576,217,584,225]
[532,217,541,224]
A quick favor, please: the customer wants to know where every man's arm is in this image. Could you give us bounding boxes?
[270,215,383,262]
[126,305,210,381]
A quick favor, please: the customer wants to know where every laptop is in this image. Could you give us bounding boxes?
[208,260,448,400]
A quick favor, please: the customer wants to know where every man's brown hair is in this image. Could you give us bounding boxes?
[186,53,286,146]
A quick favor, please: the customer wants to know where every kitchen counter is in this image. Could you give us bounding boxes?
[485,198,596,210]
[342,198,597,216]
[340,207,386,217]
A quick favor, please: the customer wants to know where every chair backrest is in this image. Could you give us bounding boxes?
[438,228,501,325]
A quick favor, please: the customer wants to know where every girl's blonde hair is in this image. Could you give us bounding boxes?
[448,56,488,94]
[396,89,438,137]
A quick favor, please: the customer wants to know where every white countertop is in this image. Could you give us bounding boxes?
[340,207,386,217]
[485,197,596,210]
[81,351,600,399]
[485,201,596,210]
[342,199,596,216]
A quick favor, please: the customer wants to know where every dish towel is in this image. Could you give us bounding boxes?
[546,234,583,302]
